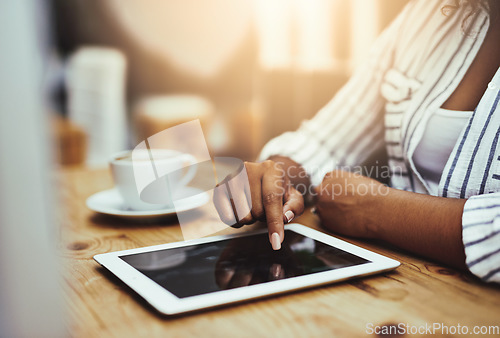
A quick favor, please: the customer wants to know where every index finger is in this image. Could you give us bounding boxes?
[261,166,285,250]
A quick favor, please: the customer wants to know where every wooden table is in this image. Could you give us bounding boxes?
[59,167,500,337]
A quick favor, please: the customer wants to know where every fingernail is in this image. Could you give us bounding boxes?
[271,232,281,250]
[284,210,294,223]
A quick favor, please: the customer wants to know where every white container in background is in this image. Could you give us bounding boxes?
[66,47,127,167]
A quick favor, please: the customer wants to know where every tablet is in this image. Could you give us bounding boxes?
[94,223,399,315]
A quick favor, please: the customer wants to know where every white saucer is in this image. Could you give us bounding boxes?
[86,187,209,218]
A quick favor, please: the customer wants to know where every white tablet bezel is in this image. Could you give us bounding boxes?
[94,223,400,315]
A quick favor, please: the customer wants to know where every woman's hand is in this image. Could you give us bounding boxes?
[315,169,467,269]
[315,170,390,238]
[213,160,305,250]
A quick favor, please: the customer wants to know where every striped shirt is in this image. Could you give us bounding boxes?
[259,0,500,283]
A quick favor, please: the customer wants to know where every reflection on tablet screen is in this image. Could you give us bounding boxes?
[120,230,370,298]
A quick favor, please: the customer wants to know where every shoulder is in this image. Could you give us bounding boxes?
[392,0,479,58]
[398,0,457,29]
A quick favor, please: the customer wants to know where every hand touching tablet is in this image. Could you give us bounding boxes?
[213,158,306,250]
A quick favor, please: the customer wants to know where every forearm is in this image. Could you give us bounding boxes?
[374,189,467,269]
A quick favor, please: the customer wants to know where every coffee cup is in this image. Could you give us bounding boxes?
[110,149,197,211]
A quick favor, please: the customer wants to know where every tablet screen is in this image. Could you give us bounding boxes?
[120,230,370,298]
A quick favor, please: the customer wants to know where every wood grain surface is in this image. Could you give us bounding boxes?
[58,167,500,337]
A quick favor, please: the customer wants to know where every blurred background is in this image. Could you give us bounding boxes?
[49,0,409,165]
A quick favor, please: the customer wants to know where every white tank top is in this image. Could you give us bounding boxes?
[412,108,473,195]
